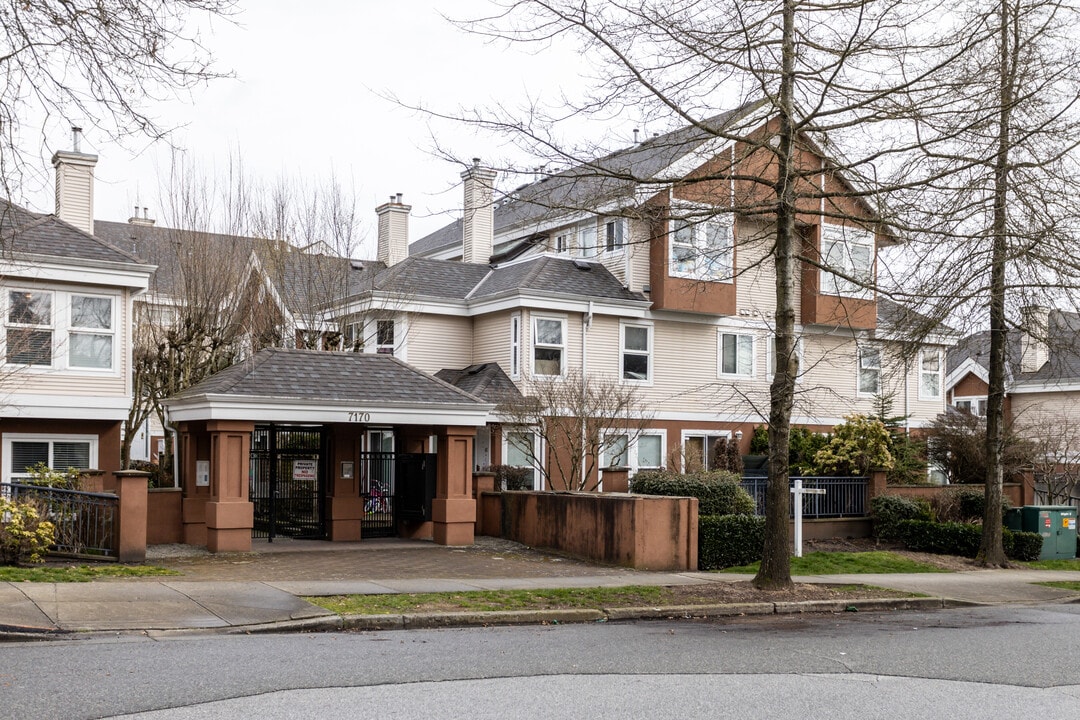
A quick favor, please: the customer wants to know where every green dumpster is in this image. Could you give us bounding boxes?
[1017,506,1078,560]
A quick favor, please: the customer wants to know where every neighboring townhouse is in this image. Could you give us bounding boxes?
[0,145,153,484]
[946,307,1080,490]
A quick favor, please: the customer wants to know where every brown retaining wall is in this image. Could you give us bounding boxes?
[480,490,698,571]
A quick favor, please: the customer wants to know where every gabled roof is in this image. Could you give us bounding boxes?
[435,363,524,405]
[169,347,486,406]
[876,297,958,340]
[410,103,762,258]
[1,201,147,267]
[945,310,1080,390]
[368,256,491,301]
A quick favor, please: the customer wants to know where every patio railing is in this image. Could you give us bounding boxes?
[2,483,118,558]
[740,476,868,519]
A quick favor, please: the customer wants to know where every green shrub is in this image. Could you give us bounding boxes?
[1004,530,1043,562]
[933,487,1009,524]
[21,463,82,490]
[130,460,169,488]
[632,470,755,516]
[0,498,55,565]
[483,465,534,491]
[699,514,766,570]
[870,495,932,539]
[812,414,895,476]
[895,519,982,557]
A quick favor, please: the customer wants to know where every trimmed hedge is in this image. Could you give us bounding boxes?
[632,470,755,516]
[895,519,1043,561]
[699,514,765,570]
[870,495,931,539]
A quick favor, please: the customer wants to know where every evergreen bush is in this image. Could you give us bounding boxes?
[698,514,766,570]
[632,469,755,516]
[870,495,932,539]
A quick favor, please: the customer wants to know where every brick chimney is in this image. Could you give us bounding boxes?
[1019,305,1050,373]
[376,193,410,267]
[461,158,497,264]
[51,126,97,235]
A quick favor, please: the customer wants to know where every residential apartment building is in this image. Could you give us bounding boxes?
[0,144,153,484]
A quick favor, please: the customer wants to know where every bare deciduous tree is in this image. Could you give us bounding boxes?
[0,0,235,199]
[496,369,653,492]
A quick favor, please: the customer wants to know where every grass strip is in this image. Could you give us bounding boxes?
[719,551,950,575]
[0,564,179,582]
[1034,581,1080,592]
[1023,558,1080,570]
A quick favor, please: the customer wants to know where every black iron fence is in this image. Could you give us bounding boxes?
[2,482,118,558]
[739,476,868,519]
[358,452,396,537]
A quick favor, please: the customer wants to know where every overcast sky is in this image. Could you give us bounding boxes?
[20,0,605,258]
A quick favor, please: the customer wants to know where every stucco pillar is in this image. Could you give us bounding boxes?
[601,466,630,493]
[204,420,255,553]
[328,424,363,541]
[433,426,477,545]
[113,470,149,563]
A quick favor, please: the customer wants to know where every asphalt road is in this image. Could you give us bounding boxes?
[6,604,1080,719]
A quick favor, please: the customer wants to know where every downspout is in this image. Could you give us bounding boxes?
[164,409,181,489]
[582,301,593,489]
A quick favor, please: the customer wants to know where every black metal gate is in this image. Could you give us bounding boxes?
[250,425,327,540]
[358,452,436,537]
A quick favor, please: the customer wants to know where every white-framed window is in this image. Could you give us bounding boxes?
[718,331,754,377]
[820,224,874,298]
[69,294,114,369]
[532,316,566,377]
[603,218,625,253]
[554,232,571,254]
[620,322,652,383]
[919,349,942,399]
[3,433,97,482]
[578,222,598,258]
[6,289,53,366]
[504,429,541,490]
[376,319,395,355]
[510,313,522,379]
[954,397,987,416]
[766,335,804,382]
[669,211,734,282]
[601,431,665,475]
[858,346,881,396]
[343,320,362,351]
[681,430,732,472]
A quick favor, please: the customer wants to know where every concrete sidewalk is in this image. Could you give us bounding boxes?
[3,540,1080,636]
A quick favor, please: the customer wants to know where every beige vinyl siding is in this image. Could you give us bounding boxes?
[472,310,514,371]
[403,314,473,375]
[1012,391,1080,440]
[626,218,651,293]
[735,220,798,320]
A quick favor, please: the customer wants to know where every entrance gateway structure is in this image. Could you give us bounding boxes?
[162,348,493,552]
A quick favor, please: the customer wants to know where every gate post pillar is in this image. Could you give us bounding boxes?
[205,420,255,553]
[433,426,477,546]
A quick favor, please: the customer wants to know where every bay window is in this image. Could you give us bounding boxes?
[669,213,734,281]
[820,224,874,298]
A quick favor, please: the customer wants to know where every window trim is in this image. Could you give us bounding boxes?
[603,217,626,255]
[619,321,653,385]
[68,293,116,371]
[375,318,396,356]
[667,207,734,282]
[919,348,943,400]
[717,331,754,378]
[953,396,987,416]
[531,315,567,378]
[509,313,521,380]
[6,288,55,367]
[3,433,98,483]
[680,429,733,473]
[820,223,875,299]
[503,428,542,490]
[600,430,666,477]
[857,345,882,397]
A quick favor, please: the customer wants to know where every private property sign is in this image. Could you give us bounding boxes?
[292,459,317,482]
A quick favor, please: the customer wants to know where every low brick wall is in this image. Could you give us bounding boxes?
[147,488,183,545]
[479,490,698,571]
[883,483,1030,508]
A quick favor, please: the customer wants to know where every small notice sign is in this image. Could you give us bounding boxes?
[1045,516,1052,528]
[1066,517,1076,530]
[292,459,317,482]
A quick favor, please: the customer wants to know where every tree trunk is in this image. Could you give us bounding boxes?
[978,0,1013,567]
[754,0,797,590]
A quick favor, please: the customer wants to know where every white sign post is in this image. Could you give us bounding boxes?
[791,478,826,558]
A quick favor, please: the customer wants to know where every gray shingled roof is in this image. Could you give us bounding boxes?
[410,103,762,258]
[471,256,645,302]
[435,363,524,405]
[1,201,147,266]
[170,348,488,406]
[877,297,958,339]
[370,257,492,300]
[945,311,1080,384]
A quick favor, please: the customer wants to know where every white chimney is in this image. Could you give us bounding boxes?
[1020,305,1050,373]
[461,158,497,264]
[51,126,98,235]
[376,193,410,266]
[128,206,156,227]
